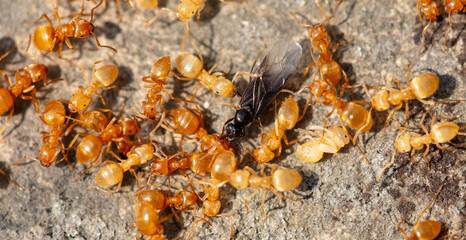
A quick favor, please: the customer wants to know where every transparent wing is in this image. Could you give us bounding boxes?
[239,40,302,117]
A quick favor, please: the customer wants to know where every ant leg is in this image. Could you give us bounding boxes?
[185,21,203,64]
[1,73,11,87]
[0,169,23,191]
[196,1,206,25]
[216,213,234,238]
[410,148,417,165]
[14,154,39,165]
[315,0,328,19]
[95,92,111,111]
[43,77,64,86]
[321,0,344,24]
[126,0,148,22]
[419,105,432,135]
[0,42,17,62]
[413,185,444,226]
[417,2,424,29]
[90,0,104,23]
[27,14,53,26]
[21,87,40,113]
[85,179,123,193]
[382,104,402,132]
[260,189,266,219]
[338,114,369,164]
[376,150,396,181]
[230,71,262,85]
[50,0,63,26]
[244,188,260,214]
[57,40,72,66]
[214,97,238,110]
[397,218,408,237]
[145,8,177,27]
[422,145,430,170]
[0,108,14,136]
[418,20,432,53]
[207,49,224,74]
[92,33,117,52]
[64,37,76,50]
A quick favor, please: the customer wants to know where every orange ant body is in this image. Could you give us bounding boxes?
[253,97,299,163]
[199,161,302,219]
[291,1,373,148]
[31,0,116,61]
[417,0,440,52]
[136,56,176,120]
[145,0,205,27]
[16,100,70,167]
[228,165,302,218]
[296,125,350,163]
[87,143,155,193]
[150,151,189,176]
[377,105,466,180]
[368,71,439,130]
[65,109,111,134]
[134,189,168,239]
[0,55,62,136]
[398,185,444,240]
[291,0,348,92]
[299,79,373,146]
[443,0,466,44]
[189,180,233,239]
[72,116,139,165]
[394,110,465,168]
[68,60,118,113]
[164,106,230,155]
[175,36,242,100]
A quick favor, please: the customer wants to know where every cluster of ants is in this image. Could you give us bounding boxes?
[0,0,464,239]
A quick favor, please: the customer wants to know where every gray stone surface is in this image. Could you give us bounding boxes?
[0,0,465,239]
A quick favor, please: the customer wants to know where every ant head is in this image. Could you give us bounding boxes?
[74,19,94,38]
[68,90,90,113]
[225,123,244,141]
[39,145,59,167]
[121,118,139,136]
[29,64,48,83]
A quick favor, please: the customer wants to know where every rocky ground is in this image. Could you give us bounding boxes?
[0,0,465,239]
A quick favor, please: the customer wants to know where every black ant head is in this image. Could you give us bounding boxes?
[225,123,244,141]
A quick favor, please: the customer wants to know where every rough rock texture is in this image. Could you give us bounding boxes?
[0,0,464,239]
